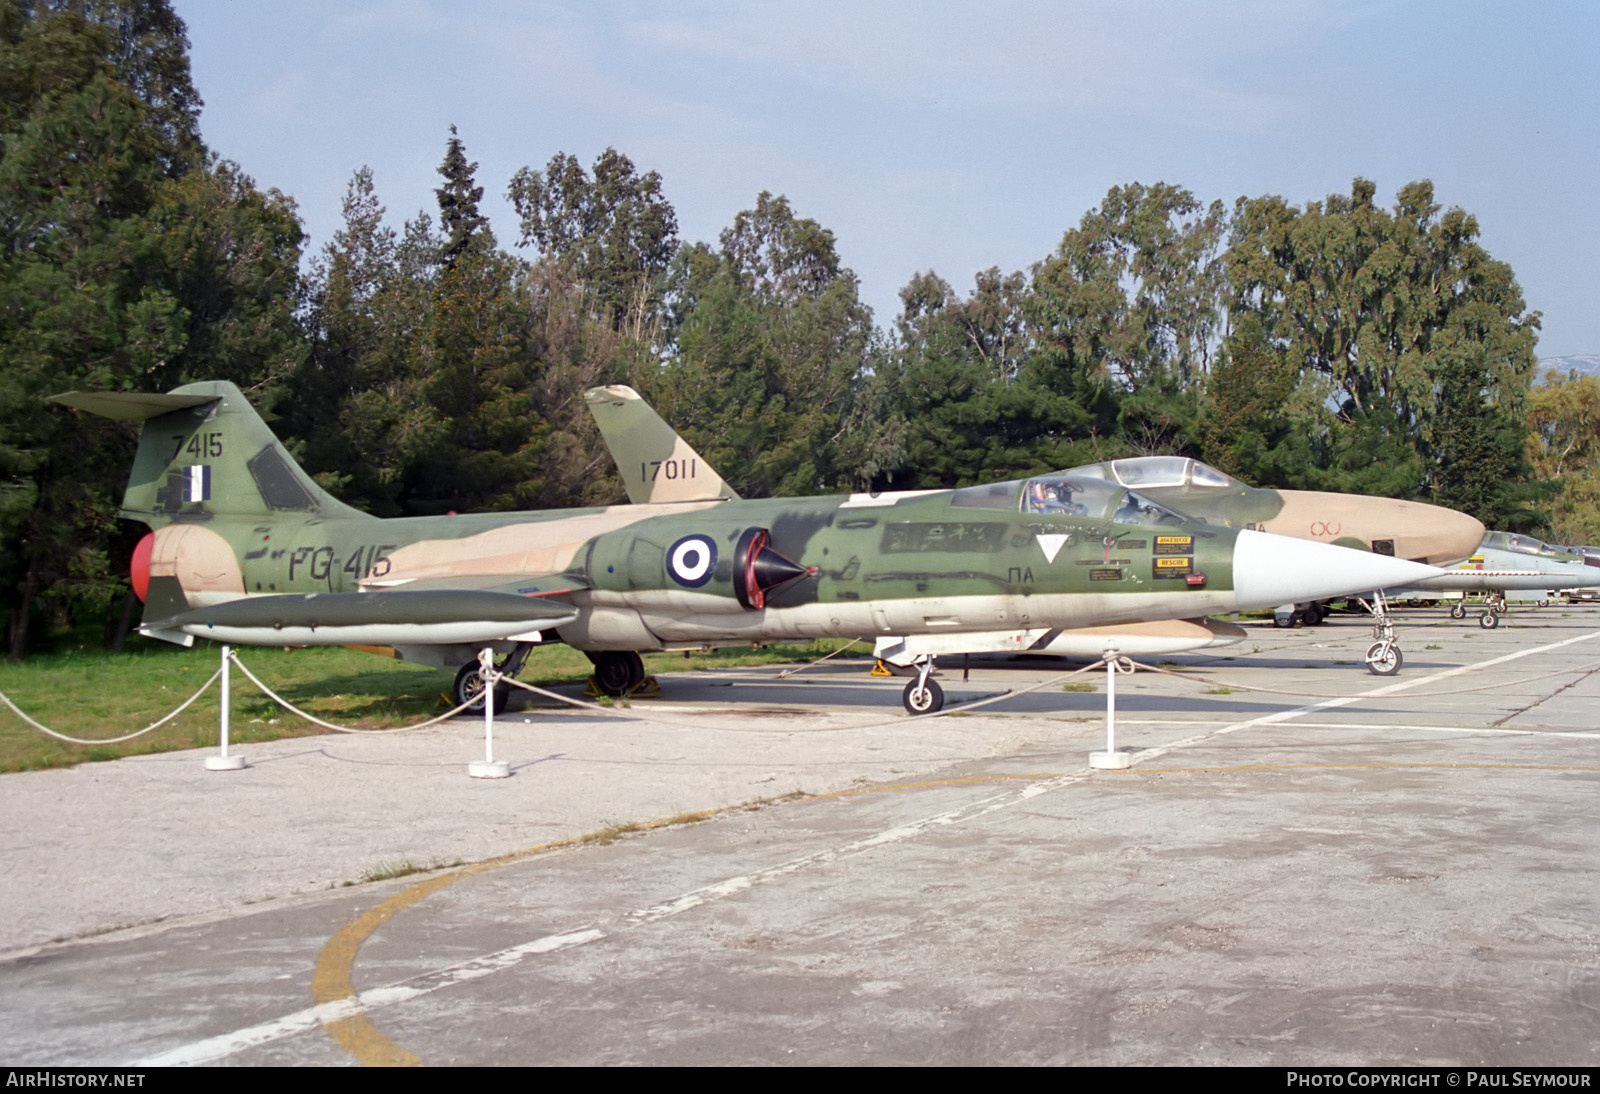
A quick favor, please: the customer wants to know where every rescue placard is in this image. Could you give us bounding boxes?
[1153,556,1194,579]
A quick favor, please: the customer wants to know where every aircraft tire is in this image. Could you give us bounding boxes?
[902,678,944,715]
[1273,614,1295,629]
[1539,599,1551,608]
[453,661,510,715]
[1365,642,1402,675]
[1479,612,1499,630]
[1450,604,1467,620]
[1303,604,1324,626]
[592,651,646,697]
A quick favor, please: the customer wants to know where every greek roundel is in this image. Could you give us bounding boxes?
[666,534,718,588]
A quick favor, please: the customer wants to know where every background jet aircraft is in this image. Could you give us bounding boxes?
[1386,531,1600,627]
[1065,456,1484,566]
[1064,455,1489,629]
[54,382,1443,715]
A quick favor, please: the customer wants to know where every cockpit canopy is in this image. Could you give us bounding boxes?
[951,475,1188,525]
[1483,530,1570,560]
[1071,456,1238,490]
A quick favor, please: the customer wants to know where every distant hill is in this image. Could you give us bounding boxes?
[1537,355,1600,383]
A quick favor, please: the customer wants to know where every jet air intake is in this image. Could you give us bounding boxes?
[734,528,813,610]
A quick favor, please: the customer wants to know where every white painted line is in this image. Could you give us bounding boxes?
[1128,628,1600,765]
[630,775,1086,923]
[136,929,605,1066]
[1251,721,1600,741]
[138,998,364,1067]
[1122,720,1600,740]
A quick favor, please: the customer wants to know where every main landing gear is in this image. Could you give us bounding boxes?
[902,656,944,715]
[1361,592,1403,676]
[1456,593,1506,629]
[452,642,533,715]
[588,650,647,697]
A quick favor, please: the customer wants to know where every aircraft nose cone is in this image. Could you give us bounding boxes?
[1266,491,1486,565]
[1231,530,1443,610]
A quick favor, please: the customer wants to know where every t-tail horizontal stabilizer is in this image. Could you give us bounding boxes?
[50,382,369,528]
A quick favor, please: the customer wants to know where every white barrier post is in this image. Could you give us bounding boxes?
[468,646,510,779]
[205,644,246,771]
[1089,642,1131,770]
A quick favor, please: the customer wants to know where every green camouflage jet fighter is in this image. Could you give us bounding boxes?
[587,386,1255,661]
[53,382,1444,714]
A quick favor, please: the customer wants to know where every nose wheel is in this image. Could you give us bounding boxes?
[902,657,944,714]
[1360,591,1405,676]
[1365,640,1402,675]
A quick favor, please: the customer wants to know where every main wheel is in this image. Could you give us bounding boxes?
[902,677,944,715]
[453,661,510,714]
[1365,642,1402,676]
[1450,604,1467,619]
[591,650,647,697]
[1273,613,1295,629]
[1303,604,1324,626]
[1479,611,1499,630]
[1538,598,1551,608]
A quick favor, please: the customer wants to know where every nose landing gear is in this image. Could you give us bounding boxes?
[1361,592,1403,676]
[902,656,944,714]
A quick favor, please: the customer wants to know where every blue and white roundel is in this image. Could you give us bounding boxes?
[666,534,718,588]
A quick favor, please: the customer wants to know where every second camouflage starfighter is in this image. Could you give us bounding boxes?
[54,382,1444,714]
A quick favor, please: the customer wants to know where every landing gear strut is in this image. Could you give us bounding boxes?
[453,642,533,714]
[1360,591,1403,676]
[902,656,944,714]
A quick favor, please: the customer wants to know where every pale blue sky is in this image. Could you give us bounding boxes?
[181,1,1598,356]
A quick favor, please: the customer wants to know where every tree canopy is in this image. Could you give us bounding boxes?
[0,0,1574,658]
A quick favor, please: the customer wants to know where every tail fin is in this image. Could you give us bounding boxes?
[584,385,739,504]
[50,381,369,528]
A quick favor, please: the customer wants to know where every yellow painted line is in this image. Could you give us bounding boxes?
[309,807,725,1066]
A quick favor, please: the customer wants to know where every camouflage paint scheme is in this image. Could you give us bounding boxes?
[52,382,1443,708]
[587,385,1254,662]
[60,382,1252,640]
[1065,457,1485,566]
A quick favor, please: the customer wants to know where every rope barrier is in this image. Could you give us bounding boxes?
[227,652,482,733]
[8,626,1597,751]
[0,666,223,746]
[773,638,866,678]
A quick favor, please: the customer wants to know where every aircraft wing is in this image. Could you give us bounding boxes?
[357,572,587,598]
